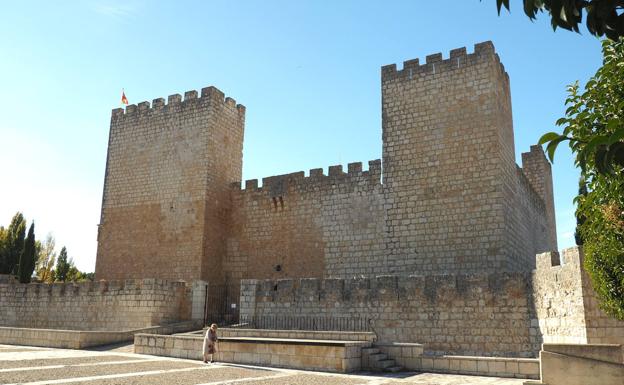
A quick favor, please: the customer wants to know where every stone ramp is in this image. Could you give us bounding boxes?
[537,343,624,385]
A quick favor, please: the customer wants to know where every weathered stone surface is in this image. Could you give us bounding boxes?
[0,279,191,331]
[95,41,556,284]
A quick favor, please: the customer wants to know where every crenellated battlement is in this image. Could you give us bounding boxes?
[381,41,507,82]
[0,278,192,331]
[249,272,528,305]
[231,159,382,195]
[535,247,582,270]
[0,278,188,299]
[110,86,245,121]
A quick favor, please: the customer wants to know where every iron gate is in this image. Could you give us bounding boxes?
[203,282,240,327]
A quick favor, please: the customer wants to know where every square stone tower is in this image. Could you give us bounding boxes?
[95,87,245,282]
[381,41,556,274]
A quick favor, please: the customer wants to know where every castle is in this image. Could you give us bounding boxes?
[2,42,623,370]
[95,41,557,285]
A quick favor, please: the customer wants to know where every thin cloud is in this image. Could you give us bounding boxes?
[92,2,140,22]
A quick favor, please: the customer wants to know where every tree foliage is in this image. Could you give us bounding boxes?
[17,223,36,283]
[55,246,70,282]
[574,179,588,245]
[494,0,624,40]
[540,38,624,319]
[36,234,57,283]
[0,213,26,275]
[0,227,7,273]
[0,214,93,282]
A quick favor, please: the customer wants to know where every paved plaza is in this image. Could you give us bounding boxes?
[0,344,527,385]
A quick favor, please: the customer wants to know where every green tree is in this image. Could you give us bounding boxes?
[540,38,624,319]
[36,234,56,283]
[65,264,82,282]
[0,227,7,273]
[55,246,70,282]
[494,0,624,40]
[17,223,36,283]
[0,213,26,275]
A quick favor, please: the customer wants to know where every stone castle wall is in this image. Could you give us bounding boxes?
[225,160,385,281]
[0,279,191,331]
[96,87,244,282]
[532,247,624,345]
[240,247,624,357]
[239,272,539,357]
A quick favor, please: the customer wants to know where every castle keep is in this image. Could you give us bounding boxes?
[95,41,557,283]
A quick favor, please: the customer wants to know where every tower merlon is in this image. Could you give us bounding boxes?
[245,179,258,190]
[309,168,324,177]
[368,159,381,178]
[426,53,443,64]
[328,165,344,176]
[152,98,165,109]
[168,94,182,104]
[225,97,236,108]
[184,90,198,101]
[474,40,495,55]
[450,47,467,58]
[348,162,362,174]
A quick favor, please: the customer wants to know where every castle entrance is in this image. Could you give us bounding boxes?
[203,282,240,327]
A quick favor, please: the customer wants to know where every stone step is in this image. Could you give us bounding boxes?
[361,347,380,355]
[385,365,403,373]
[368,353,388,362]
[375,359,395,369]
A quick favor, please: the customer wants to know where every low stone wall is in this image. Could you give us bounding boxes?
[240,273,539,357]
[218,328,375,342]
[0,321,201,349]
[0,275,16,284]
[0,279,191,331]
[418,355,539,379]
[539,344,624,385]
[134,334,369,373]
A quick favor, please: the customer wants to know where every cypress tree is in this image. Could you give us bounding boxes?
[574,179,587,246]
[55,246,70,282]
[0,213,26,275]
[17,223,36,283]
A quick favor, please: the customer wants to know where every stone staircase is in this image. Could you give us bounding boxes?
[362,347,402,372]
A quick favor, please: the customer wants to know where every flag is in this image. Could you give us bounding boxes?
[121,89,128,105]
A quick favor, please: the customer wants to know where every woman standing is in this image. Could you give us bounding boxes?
[203,323,218,363]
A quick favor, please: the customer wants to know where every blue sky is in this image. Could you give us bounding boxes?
[0,1,602,271]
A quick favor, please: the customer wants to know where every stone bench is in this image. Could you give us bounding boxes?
[134,334,371,373]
